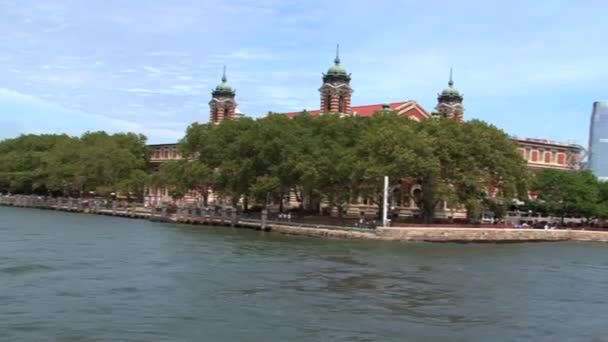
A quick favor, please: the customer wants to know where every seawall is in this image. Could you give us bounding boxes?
[2,196,608,243]
[376,227,608,243]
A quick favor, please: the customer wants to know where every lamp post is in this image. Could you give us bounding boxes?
[383,176,389,227]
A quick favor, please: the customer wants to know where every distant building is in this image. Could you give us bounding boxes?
[588,101,608,180]
[209,67,237,125]
[145,47,582,210]
[431,68,464,123]
[513,137,582,171]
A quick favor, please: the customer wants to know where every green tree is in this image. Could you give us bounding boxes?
[0,132,149,198]
[150,160,213,204]
[355,111,434,218]
[533,169,599,221]
[415,119,529,222]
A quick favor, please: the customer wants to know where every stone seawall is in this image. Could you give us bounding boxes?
[376,227,608,243]
[269,224,380,240]
[3,196,608,243]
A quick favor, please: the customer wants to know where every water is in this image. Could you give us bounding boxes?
[1,207,608,342]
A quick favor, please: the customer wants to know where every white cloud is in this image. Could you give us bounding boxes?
[1,0,606,146]
[0,88,182,143]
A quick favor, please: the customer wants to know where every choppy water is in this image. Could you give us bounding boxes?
[1,206,608,341]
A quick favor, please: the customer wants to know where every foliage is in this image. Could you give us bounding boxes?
[0,114,536,221]
[178,113,530,220]
[0,132,149,197]
[532,169,600,219]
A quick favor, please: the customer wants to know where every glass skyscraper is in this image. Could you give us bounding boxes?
[589,101,608,180]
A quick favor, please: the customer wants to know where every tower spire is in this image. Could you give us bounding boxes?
[448,67,454,86]
[210,65,237,124]
[321,43,352,115]
[335,44,340,64]
[433,67,464,123]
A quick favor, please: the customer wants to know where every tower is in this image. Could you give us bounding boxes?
[589,101,608,180]
[319,45,353,115]
[433,68,464,123]
[209,66,237,124]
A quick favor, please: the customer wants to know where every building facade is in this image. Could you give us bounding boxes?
[515,137,582,171]
[145,49,583,211]
[588,101,608,180]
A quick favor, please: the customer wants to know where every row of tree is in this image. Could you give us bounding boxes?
[0,132,149,197]
[5,112,604,222]
[152,112,530,221]
[528,169,608,221]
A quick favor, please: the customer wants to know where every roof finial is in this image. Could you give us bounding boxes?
[335,44,340,64]
[222,65,227,82]
[448,67,454,86]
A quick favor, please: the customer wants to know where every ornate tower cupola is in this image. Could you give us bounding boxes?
[320,44,353,115]
[209,66,237,124]
[433,68,464,123]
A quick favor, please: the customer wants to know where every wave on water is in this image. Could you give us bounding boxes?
[1,264,53,275]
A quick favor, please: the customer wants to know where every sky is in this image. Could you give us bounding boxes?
[0,0,606,145]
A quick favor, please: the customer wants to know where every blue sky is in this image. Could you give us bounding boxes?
[0,0,606,145]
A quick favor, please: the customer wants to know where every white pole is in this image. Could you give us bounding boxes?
[383,176,389,227]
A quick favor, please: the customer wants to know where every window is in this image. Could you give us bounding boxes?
[163,149,169,159]
[557,153,566,164]
[212,107,219,123]
[154,150,160,159]
[172,149,177,158]
[544,151,551,163]
[531,150,538,162]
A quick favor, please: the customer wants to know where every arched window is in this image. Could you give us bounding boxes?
[326,94,332,112]
[338,95,345,113]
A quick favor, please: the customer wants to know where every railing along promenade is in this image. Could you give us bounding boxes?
[0,195,372,233]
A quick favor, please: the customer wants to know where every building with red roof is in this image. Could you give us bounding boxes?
[284,101,430,122]
[145,46,582,214]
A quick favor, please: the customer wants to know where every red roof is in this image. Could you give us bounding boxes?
[283,101,431,121]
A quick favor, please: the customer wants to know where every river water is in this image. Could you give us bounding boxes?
[1,206,608,341]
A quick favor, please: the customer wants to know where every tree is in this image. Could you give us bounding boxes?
[415,119,529,222]
[151,160,213,204]
[0,132,149,198]
[355,111,434,218]
[532,169,599,221]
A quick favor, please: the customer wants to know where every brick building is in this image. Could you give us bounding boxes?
[145,48,583,211]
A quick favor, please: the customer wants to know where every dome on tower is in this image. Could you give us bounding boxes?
[441,83,460,96]
[440,68,462,98]
[326,44,348,76]
[215,80,232,92]
[214,66,234,92]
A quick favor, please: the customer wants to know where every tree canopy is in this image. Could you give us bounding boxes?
[0,114,536,221]
[0,132,149,197]
[531,169,601,219]
[171,113,530,220]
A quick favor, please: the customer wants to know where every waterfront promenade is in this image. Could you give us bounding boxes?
[2,195,608,243]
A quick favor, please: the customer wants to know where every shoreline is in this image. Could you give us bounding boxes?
[2,198,608,243]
